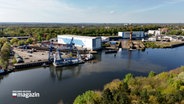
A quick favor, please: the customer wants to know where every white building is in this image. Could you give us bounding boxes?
[148,30,161,36]
[118,31,145,39]
[101,36,110,42]
[148,37,157,41]
[57,35,102,50]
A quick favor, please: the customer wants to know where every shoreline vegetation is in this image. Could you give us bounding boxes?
[74,66,184,104]
[143,41,184,48]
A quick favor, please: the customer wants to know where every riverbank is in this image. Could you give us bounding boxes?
[74,66,184,104]
[144,41,184,48]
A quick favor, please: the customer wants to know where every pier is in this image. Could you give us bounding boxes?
[14,60,51,69]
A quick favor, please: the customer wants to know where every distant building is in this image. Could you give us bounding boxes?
[118,31,145,39]
[148,30,161,36]
[57,35,102,50]
[161,35,184,42]
[148,37,157,41]
[101,36,110,42]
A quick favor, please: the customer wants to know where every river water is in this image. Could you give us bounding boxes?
[0,46,184,104]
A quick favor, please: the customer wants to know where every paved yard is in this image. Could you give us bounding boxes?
[13,48,49,63]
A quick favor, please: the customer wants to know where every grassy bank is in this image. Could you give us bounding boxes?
[74,66,184,104]
[144,41,184,48]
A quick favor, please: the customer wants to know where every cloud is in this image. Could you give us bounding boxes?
[109,10,115,14]
[0,0,85,22]
[122,0,183,16]
[166,0,184,4]
[0,0,183,23]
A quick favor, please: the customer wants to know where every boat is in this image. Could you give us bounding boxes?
[52,48,84,67]
[41,63,49,67]
[0,69,5,75]
[49,38,85,67]
[105,50,118,54]
[53,58,84,67]
[0,68,14,75]
[84,54,94,61]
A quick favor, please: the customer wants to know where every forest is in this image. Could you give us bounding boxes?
[74,66,184,104]
[0,23,183,41]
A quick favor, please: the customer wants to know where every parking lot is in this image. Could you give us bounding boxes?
[13,48,49,63]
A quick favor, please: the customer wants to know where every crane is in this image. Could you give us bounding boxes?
[69,37,74,53]
[48,40,54,62]
[129,24,133,42]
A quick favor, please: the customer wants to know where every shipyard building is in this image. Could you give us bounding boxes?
[118,31,146,39]
[57,35,102,50]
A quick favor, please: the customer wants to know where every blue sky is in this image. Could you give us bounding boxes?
[0,0,184,23]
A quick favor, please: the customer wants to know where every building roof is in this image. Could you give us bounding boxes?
[58,35,99,39]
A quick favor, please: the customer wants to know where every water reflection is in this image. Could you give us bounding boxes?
[49,65,82,81]
[127,50,132,69]
[0,76,3,83]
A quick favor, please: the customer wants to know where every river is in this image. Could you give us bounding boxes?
[0,46,184,104]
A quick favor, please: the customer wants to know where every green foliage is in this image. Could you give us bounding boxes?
[10,38,19,45]
[46,34,52,40]
[144,42,159,48]
[74,91,102,104]
[18,40,26,46]
[102,81,130,104]
[74,66,184,104]
[26,38,33,44]
[0,37,8,47]
[1,24,161,40]
[12,57,17,64]
[178,72,184,81]
[123,73,134,83]
[148,71,156,77]
[167,30,184,36]
[37,35,43,42]
[0,42,11,69]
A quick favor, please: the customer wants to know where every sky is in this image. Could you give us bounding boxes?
[0,0,184,23]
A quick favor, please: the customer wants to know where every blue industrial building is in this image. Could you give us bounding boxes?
[57,35,102,50]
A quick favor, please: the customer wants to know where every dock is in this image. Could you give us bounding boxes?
[14,60,51,69]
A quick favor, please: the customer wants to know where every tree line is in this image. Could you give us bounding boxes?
[0,37,34,69]
[1,24,184,43]
[0,24,161,40]
[74,66,184,104]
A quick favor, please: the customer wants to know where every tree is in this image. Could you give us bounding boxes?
[74,91,102,104]
[140,89,149,103]
[37,35,43,42]
[0,42,11,69]
[46,34,52,40]
[18,40,26,46]
[102,83,130,104]
[0,37,8,47]
[124,73,134,83]
[148,71,156,78]
[26,38,33,44]
[10,38,19,45]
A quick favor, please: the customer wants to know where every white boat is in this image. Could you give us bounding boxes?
[53,58,84,67]
[84,54,94,61]
[52,48,84,67]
